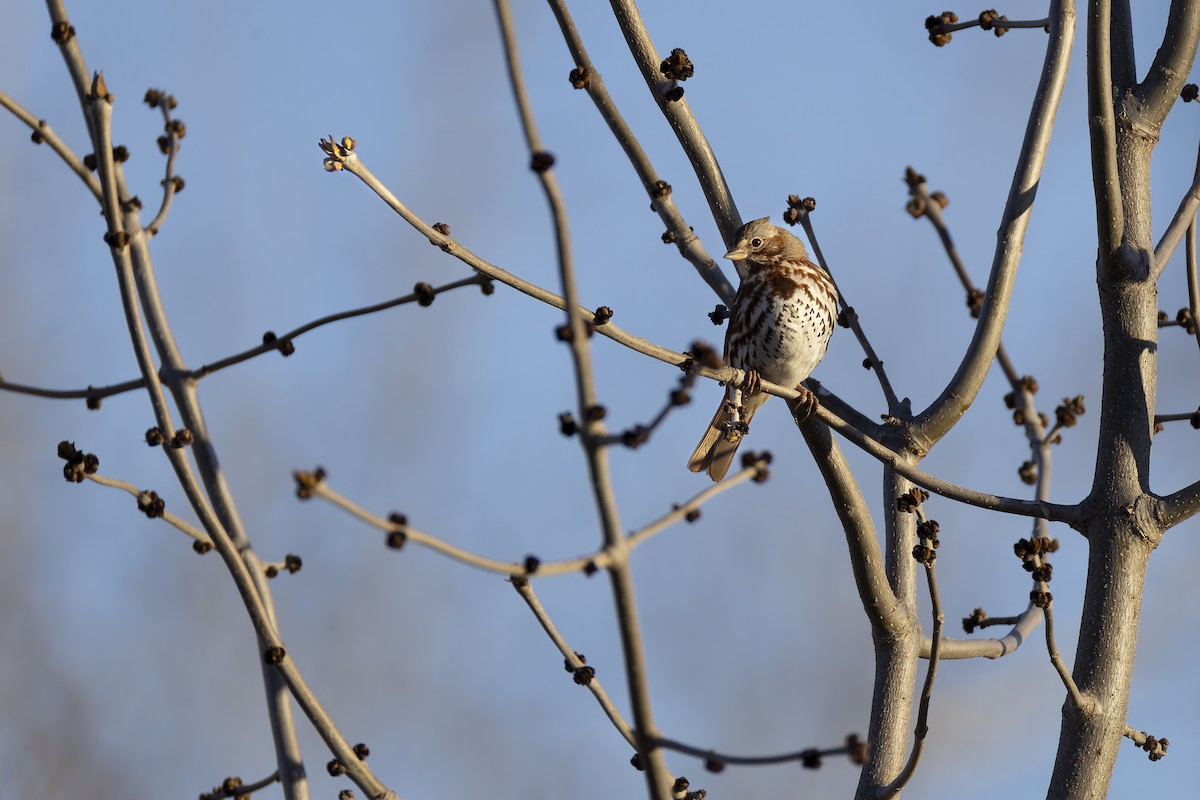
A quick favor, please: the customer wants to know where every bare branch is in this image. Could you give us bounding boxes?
[493,3,672,793]
[788,198,900,411]
[1088,0,1124,265]
[1134,0,1200,123]
[0,274,493,403]
[607,0,743,252]
[878,527,944,798]
[546,0,734,304]
[914,1,1076,443]
[654,733,867,770]
[510,579,637,750]
[306,463,764,578]
[1154,156,1200,277]
[198,771,281,800]
[0,90,101,201]
[84,470,212,546]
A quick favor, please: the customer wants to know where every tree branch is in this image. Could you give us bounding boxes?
[607,0,743,252]
[546,0,734,304]
[914,0,1076,444]
[1134,0,1200,123]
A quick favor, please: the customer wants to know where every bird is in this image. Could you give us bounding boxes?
[688,217,839,481]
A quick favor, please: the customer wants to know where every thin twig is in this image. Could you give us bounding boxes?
[0,89,101,201]
[914,1,1075,444]
[86,471,211,545]
[510,579,637,749]
[0,274,493,402]
[1186,143,1200,352]
[1044,603,1094,714]
[545,0,734,304]
[494,5,672,793]
[791,203,899,410]
[607,0,743,254]
[654,734,866,769]
[308,463,759,578]
[878,524,944,798]
[145,91,181,235]
[198,770,281,800]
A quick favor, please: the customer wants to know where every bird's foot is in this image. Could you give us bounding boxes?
[788,384,820,424]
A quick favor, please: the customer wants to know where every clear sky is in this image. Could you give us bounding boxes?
[1,2,1198,798]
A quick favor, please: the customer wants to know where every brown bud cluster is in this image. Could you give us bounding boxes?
[143,89,178,110]
[978,10,1009,36]
[846,734,870,765]
[1136,732,1169,762]
[136,490,165,518]
[708,305,729,326]
[292,467,327,499]
[1013,536,1059,576]
[621,425,649,449]
[1018,459,1037,485]
[895,487,929,513]
[962,607,987,634]
[686,340,723,371]
[659,48,694,81]
[966,288,984,318]
[530,151,555,173]
[558,412,578,437]
[414,282,436,307]
[1055,395,1086,428]
[925,12,958,46]
[737,450,772,483]
[568,66,590,89]
[1183,83,1199,102]
[913,519,940,566]
[58,441,99,483]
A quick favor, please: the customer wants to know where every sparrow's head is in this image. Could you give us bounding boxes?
[724,217,808,263]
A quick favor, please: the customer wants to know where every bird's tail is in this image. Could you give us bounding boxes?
[687,395,765,481]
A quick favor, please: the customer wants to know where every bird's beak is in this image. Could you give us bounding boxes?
[724,244,748,261]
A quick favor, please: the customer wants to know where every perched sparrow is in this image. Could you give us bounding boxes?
[688,218,838,481]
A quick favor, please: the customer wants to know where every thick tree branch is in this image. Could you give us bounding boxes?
[914,0,1075,444]
[1088,0,1124,265]
[1134,0,1200,122]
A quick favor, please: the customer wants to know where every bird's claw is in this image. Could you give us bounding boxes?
[788,384,820,424]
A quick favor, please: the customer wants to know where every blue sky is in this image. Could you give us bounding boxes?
[2,2,1198,798]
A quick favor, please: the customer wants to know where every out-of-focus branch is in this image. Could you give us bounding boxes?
[546,0,734,304]
[306,462,762,578]
[654,734,868,771]
[198,771,281,800]
[914,0,1075,445]
[510,579,637,749]
[0,275,493,403]
[0,90,101,200]
[84,470,212,546]
[493,2,672,794]
[143,89,182,235]
[607,0,743,254]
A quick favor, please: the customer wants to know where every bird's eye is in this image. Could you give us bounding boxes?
[750,237,763,248]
